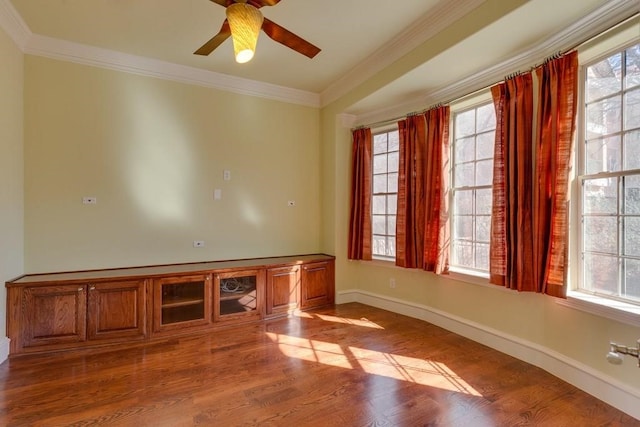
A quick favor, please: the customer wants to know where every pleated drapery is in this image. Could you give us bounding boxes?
[396,107,450,273]
[348,128,373,260]
[533,51,578,297]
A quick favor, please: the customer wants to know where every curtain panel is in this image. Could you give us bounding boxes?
[423,106,451,274]
[348,128,373,260]
[489,74,535,291]
[533,51,578,297]
[396,115,427,268]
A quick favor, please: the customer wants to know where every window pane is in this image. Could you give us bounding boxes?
[373,134,387,154]
[584,254,619,295]
[387,173,398,193]
[373,175,386,193]
[586,96,622,139]
[454,215,473,240]
[624,259,640,299]
[476,104,496,133]
[453,240,473,268]
[388,151,399,172]
[388,194,397,215]
[624,88,640,130]
[476,188,492,215]
[624,131,640,170]
[373,236,386,256]
[585,135,621,174]
[584,217,617,254]
[476,215,491,242]
[454,190,473,215]
[624,175,640,214]
[373,154,387,174]
[476,159,493,186]
[372,215,385,234]
[372,195,386,215]
[475,243,489,270]
[455,162,474,187]
[586,53,622,103]
[388,131,399,152]
[386,237,396,257]
[455,137,475,163]
[624,217,640,256]
[455,110,475,137]
[626,44,640,89]
[387,216,396,237]
[476,132,494,160]
[583,178,617,214]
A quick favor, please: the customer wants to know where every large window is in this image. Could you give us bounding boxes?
[451,103,496,273]
[372,129,399,259]
[580,43,640,303]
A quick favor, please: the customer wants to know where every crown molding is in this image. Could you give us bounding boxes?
[0,0,30,49]
[23,34,320,107]
[319,0,486,108]
[354,0,639,126]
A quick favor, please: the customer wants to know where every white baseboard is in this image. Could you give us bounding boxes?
[337,289,640,420]
[0,336,10,365]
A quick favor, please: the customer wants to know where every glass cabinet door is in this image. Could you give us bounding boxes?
[214,269,264,321]
[153,274,211,332]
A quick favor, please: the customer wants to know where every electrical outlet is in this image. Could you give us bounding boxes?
[390,278,396,288]
[193,240,205,248]
[223,170,231,181]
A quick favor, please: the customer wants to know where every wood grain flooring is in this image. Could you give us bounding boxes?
[0,302,637,426]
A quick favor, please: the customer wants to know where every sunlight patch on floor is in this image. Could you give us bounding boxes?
[312,313,385,329]
[265,332,355,369]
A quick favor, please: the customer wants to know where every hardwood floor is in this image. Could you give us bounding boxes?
[0,303,636,426]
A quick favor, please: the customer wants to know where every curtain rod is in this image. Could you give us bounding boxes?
[352,12,639,132]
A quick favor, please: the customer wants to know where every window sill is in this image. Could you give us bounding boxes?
[556,291,640,327]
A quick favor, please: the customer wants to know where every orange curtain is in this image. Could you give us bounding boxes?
[423,106,450,274]
[348,128,372,260]
[533,51,578,297]
[490,74,535,290]
[396,115,426,268]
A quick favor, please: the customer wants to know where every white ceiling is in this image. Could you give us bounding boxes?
[2,0,638,118]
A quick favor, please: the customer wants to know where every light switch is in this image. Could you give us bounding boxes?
[214,189,222,200]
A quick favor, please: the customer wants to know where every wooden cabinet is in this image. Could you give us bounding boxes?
[300,261,335,309]
[88,280,147,341]
[153,274,211,333]
[6,254,334,356]
[16,279,147,352]
[22,284,87,348]
[266,265,300,317]
[214,269,264,322]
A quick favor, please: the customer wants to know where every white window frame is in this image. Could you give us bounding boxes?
[371,127,399,261]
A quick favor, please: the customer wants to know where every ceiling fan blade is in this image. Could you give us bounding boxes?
[262,18,321,59]
[249,0,281,7]
[194,20,231,56]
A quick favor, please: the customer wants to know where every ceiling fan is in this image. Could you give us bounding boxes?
[194,0,321,63]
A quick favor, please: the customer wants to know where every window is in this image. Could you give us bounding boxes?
[372,129,399,259]
[579,43,640,303]
[451,103,496,273]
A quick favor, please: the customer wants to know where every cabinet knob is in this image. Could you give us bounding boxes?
[89,286,96,291]
[78,287,83,292]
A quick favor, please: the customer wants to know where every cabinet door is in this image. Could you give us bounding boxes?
[88,279,147,341]
[300,261,335,309]
[153,274,211,333]
[266,266,300,317]
[214,269,265,322]
[23,285,87,348]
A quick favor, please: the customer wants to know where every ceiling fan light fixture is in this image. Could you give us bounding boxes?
[226,3,264,64]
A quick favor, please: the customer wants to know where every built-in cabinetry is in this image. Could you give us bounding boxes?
[6,254,334,356]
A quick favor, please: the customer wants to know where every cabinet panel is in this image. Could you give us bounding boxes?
[23,285,87,348]
[214,269,264,322]
[153,275,211,333]
[300,261,335,309]
[88,280,147,341]
[266,266,299,317]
